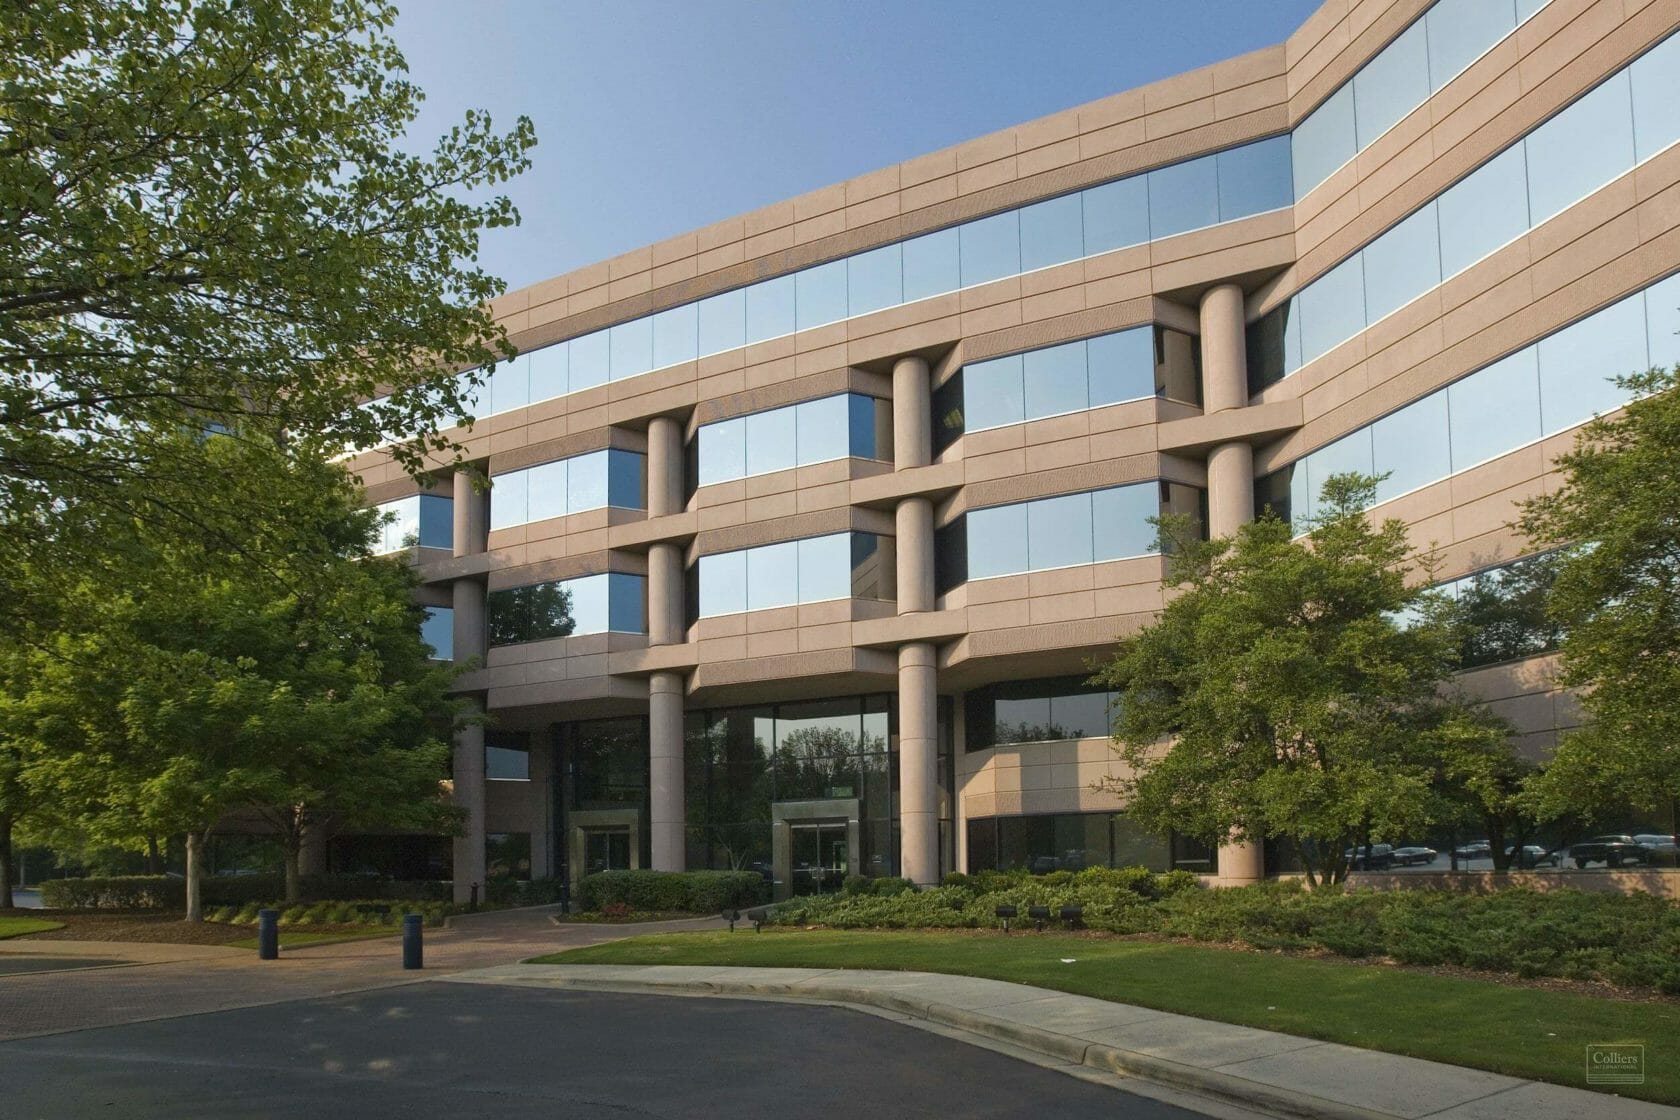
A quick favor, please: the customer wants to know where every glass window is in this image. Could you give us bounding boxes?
[528,342,568,403]
[486,832,532,880]
[417,495,452,549]
[1246,302,1301,394]
[901,228,960,303]
[1426,0,1516,92]
[490,470,528,532]
[1355,19,1431,145]
[967,502,1029,580]
[796,259,848,332]
[420,606,453,660]
[797,534,852,603]
[699,551,747,618]
[1050,690,1110,740]
[608,572,646,633]
[1217,136,1293,221]
[848,394,887,460]
[1018,194,1085,273]
[1306,429,1375,517]
[1081,175,1150,256]
[525,459,567,523]
[1645,272,1680,373]
[1437,144,1530,279]
[1147,152,1220,239]
[746,275,796,344]
[1524,72,1635,226]
[569,329,610,392]
[489,355,529,414]
[698,416,746,487]
[486,743,529,781]
[1632,32,1680,162]
[609,318,652,381]
[1449,349,1541,472]
[1371,390,1450,503]
[567,576,608,635]
[747,540,799,611]
[607,449,645,509]
[1537,295,1647,434]
[1092,483,1160,561]
[993,693,1052,746]
[795,394,849,466]
[652,303,698,370]
[745,405,797,477]
[1026,491,1093,571]
[1360,202,1441,325]
[698,289,746,355]
[963,353,1025,432]
[959,211,1020,288]
[1087,326,1155,407]
[567,449,609,512]
[1023,339,1089,420]
[1292,83,1357,199]
[1298,254,1367,365]
[850,533,894,600]
[848,244,902,317]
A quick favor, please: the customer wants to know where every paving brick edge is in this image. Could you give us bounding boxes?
[528,974,1399,1120]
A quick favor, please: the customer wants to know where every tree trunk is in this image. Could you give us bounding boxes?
[184,831,204,922]
[145,835,161,876]
[0,811,14,911]
[282,841,302,904]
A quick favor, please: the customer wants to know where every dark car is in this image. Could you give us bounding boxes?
[1634,834,1679,866]
[1391,846,1438,866]
[1568,834,1647,868]
[1505,844,1560,869]
[1452,840,1492,860]
[1343,844,1395,870]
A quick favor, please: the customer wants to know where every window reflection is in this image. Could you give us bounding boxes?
[696,393,890,486]
[957,480,1192,585]
[486,573,646,645]
[372,494,452,554]
[489,449,645,533]
[696,532,896,617]
[966,812,1211,875]
[966,676,1116,750]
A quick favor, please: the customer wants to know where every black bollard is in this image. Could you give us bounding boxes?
[257,908,279,961]
[402,913,423,970]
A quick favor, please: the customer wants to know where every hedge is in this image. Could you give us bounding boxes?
[38,875,450,910]
[204,899,457,928]
[578,870,767,913]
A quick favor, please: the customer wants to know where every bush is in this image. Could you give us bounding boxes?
[577,870,767,914]
[37,874,451,910]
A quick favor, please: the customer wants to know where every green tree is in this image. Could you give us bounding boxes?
[1519,366,1680,824]
[1097,474,1503,887]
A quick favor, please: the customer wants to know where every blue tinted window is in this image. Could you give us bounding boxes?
[1298,255,1367,365]
[528,343,568,403]
[1371,390,1450,503]
[902,228,960,303]
[1306,429,1374,519]
[1293,83,1357,199]
[569,330,610,392]
[607,573,646,633]
[417,495,453,550]
[746,275,796,344]
[967,503,1030,580]
[1426,0,1516,92]
[525,459,567,523]
[1027,492,1093,570]
[1148,153,1219,239]
[421,607,454,660]
[570,574,608,635]
[848,394,882,459]
[1524,72,1635,225]
[698,289,746,354]
[1436,145,1529,279]
[1631,32,1680,162]
[1537,295,1646,434]
[609,318,652,380]
[1645,273,1680,372]
[607,449,645,509]
[1449,349,1541,471]
[963,354,1025,432]
[567,449,609,512]
[848,244,903,317]
[699,551,746,617]
[797,534,852,602]
[652,304,698,370]
[745,405,797,477]
[1216,138,1293,221]
[1361,202,1441,324]
[489,471,527,532]
[1019,194,1084,273]
[1087,327,1155,407]
[1023,340,1088,420]
[1355,20,1431,145]
[698,416,745,486]
[747,540,799,611]
[796,394,849,466]
[796,260,848,332]
[1081,175,1150,255]
[490,355,529,413]
[959,211,1021,288]
[1092,483,1160,561]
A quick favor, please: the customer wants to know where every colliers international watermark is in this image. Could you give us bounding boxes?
[1586,1044,1645,1086]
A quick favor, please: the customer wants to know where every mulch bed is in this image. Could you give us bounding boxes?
[16,910,369,946]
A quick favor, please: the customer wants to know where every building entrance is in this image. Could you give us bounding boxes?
[790,822,849,895]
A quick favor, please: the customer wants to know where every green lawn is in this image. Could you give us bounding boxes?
[225,929,398,951]
[539,930,1680,1105]
[0,916,62,939]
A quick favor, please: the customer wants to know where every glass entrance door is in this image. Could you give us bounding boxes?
[584,828,631,876]
[790,823,849,895]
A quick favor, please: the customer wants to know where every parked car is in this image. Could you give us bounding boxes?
[1505,845,1560,869]
[1634,834,1679,866]
[1452,840,1492,860]
[1343,844,1395,870]
[1391,846,1438,866]
[1568,835,1647,868]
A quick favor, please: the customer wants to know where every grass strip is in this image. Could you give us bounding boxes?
[0,916,63,940]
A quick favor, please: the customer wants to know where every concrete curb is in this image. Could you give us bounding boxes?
[516,974,1396,1120]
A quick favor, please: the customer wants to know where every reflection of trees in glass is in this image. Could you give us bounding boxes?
[487,582,575,646]
[775,725,861,800]
[992,720,1069,746]
[571,720,644,808]
[684,718,772,868]
[1449,554,1563,669]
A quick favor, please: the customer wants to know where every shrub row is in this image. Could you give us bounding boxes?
[577,870,767,913]
[38,875,450,910]
[203,899,456,927]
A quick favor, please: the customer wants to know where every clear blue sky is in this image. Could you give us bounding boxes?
[392,0,1321,294]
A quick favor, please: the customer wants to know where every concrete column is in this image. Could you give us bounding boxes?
[647,541,686,646]
[894,497,935,613]
[451,701,486,904]
[648,671,686,872]
[452,577,486,664]
[1207,441,1255,540]
[646,415,685,518]
[528,743,554,881]
[1198,282,1248,415]
[452,467,488,558]
[897,642,939,886]
[892,355,932,470]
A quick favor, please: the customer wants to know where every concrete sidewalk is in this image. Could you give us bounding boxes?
[444,963,1678,1120]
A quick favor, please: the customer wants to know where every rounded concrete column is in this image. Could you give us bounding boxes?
[892,355,932,470]
[647,542,686,646]
[894,497,935,614]
[1207,441,1255,540]
[646,415,685,518]
[897,642,939,886]
[648,671,686,872]
[452,577,486,664]
[452,467,489,558]
[1218,840,1265,886]
[1197,282,1248,415]
[451,701,486,905]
